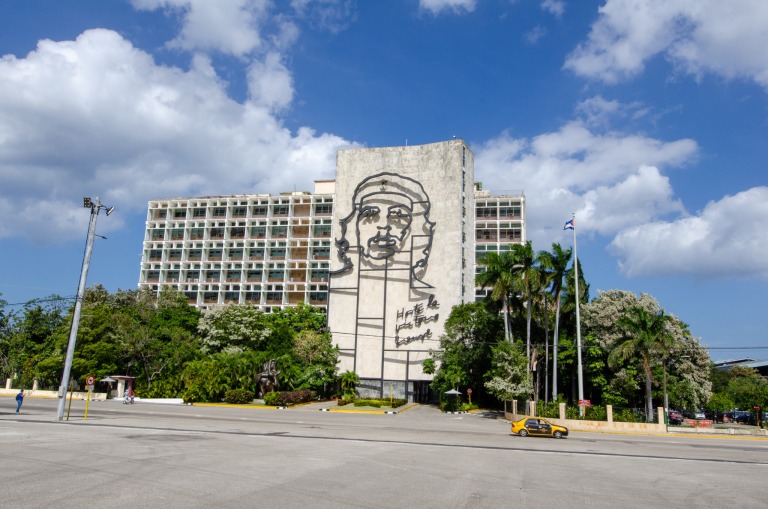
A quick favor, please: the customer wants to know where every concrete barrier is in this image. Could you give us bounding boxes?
[0,389,107,401]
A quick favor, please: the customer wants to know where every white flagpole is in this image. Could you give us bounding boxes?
[572,213,585,416]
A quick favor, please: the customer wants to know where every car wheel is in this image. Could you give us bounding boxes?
[519,429,528,437]
[553,430,563,439]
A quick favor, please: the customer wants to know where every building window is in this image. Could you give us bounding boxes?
[205,270,220,282]
[247,269,263,281]
[208,248,223,260]
[310,268,328,281]
[232,206,247,217]
[168,249,183,261]
[190,228,204,240]
[309,292,327,303]
[252,205,268,216]
[229,248,244,260]
[476,206,497,218]
[249,247,265,259]
[312,245,330,259]
[226,270,241,282]
[192,208,206,218]
[272,205,289,216]
[313,224,331,237]
[188,249,202,260]
[150,229,164,240]
[271,225,288,238]
[148,249,162,261]
[230,227,245,239]
[268,268,284,281]
[270,245,286,258]
[251,226,266,238]
[314,203,333,215]
[173,209,186,219]
[186,270,200,282]
[210,228,225,239]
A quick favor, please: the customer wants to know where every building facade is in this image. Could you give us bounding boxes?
[137,140,525,399]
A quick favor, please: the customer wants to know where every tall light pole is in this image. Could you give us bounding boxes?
[569,213,585,416]
[56,197,114,421]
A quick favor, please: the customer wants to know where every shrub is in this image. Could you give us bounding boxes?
[224,389,254,404]
[263,391,282,406]
[460,403,478,412]
[354,399,382,407]
[337,397,354,406]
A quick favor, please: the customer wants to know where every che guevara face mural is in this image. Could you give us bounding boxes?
[331,172,435,288]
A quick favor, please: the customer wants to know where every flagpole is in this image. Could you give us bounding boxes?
[572,213,585,416]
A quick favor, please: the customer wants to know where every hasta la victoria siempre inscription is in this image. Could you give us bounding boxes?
[394,294,439,346]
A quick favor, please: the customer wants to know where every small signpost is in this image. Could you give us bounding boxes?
[579,399,591,407]
[467,388,473,406]
[84,375,95,420]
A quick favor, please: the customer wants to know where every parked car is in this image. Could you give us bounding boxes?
[732,411,755,425]
[511,417,568,439]
[668,411,684,425]
[694,411,706,420]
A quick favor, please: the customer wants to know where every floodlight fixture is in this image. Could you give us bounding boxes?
[83,197,92,208]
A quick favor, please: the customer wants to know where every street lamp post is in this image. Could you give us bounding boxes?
[55,197,113,421]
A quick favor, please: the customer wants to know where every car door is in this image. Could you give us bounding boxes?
[538,420,552,436]
[524,418,541,435]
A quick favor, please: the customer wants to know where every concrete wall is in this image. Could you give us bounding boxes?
[328,140,474,389]
[506,402,667,434]
[0,389,107,401]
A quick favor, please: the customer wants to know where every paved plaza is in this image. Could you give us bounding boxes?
[1,397,767,508]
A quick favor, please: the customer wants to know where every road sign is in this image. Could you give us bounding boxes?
[467,388,472,395]
[86,375,95,386]
[579,399,591,407]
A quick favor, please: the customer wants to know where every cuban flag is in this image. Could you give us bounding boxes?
[563,219,574,230]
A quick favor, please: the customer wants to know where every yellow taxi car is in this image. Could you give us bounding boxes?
[511,417,568,438]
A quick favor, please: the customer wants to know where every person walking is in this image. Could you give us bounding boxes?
[15,389,24,413]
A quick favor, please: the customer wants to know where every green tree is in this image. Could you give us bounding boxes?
[536,243,572,401]
[610,307,674,422]
[428,302,501,406]
[511,241,542,378]
[197,304,270,353]
[476,250,518,342]
[484,340,532,403]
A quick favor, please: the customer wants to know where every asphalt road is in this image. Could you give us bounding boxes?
[1,398,767,508]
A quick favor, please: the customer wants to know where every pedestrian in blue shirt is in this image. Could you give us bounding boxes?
[15,389,24,413]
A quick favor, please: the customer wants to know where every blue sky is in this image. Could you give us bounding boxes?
[1,0,766,361]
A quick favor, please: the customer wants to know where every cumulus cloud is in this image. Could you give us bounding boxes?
[419,0,476,15]
[132,0,270,56]
[0,29,351,243]
[473,120,697,249]
[541,0,565,18]
[565,0,768,89]
[610,187,768,278]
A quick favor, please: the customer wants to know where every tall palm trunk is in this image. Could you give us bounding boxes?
[643,355,654,423]
[552,294,562,401]
[502,294,511,342]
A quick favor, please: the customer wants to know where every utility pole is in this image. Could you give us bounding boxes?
[56,197,113,421]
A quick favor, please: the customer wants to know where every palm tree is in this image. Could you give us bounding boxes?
[476,250,518,342]
[537,243,572,401]
[609,306,674,422]
[510,241,542,375]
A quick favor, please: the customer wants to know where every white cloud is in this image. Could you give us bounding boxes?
[290,0,356,33]
[419,0,476,16]
[541,0,565,18]
[610,187,768,278]
[0,29,351,243]
[473,120,697,248]
[131,0,270,56]
[565,0,768,89]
